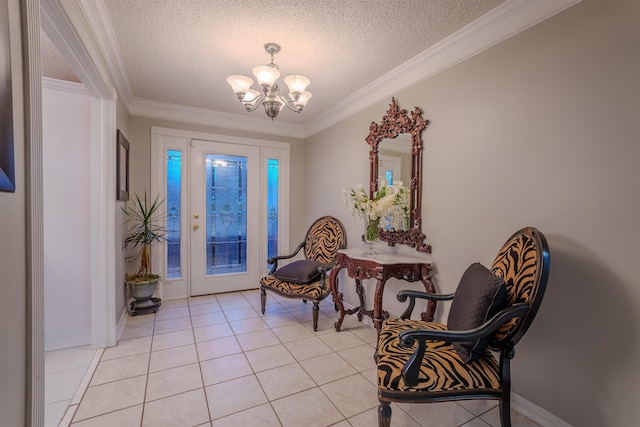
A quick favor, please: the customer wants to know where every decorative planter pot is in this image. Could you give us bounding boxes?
[126,275,162,315]
[127,279,158,301]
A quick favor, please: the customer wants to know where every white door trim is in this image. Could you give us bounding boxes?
[90,95,117,348]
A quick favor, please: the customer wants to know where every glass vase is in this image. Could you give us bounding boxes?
[363,216,380,255]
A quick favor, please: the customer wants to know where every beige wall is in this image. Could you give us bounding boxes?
[306,0,640,425]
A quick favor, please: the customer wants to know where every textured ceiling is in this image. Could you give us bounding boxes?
[40,30,80,83]
[42,0,507,125]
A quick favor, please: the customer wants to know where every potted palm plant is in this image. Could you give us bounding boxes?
[122,192,167,314]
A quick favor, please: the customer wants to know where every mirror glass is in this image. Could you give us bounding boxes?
[366,98,431,253]
[378,134,411,188]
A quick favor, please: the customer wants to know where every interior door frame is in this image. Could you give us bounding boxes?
[151,126,290,300]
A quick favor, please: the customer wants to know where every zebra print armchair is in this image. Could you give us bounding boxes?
[260,216,346,331]
[376,227,550,427]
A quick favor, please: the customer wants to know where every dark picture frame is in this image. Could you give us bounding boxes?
[116,129,129,201]
[0,0,15,193]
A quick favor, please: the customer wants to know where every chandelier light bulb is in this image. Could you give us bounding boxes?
[252,65,280,88]
[226,75,253,98]
[284,75,310,96]
[294,91,312,107]
[242,89,261,103]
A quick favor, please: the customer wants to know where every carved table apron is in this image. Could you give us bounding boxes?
[329,249,436,338]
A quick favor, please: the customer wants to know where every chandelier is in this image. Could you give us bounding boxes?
[227,43,312,120]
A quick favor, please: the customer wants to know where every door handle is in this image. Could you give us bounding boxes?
[193,224,199,231]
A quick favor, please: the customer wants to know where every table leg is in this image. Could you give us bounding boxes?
[420,264,437,321]
[372,278,386,337]
[355,279,365,321]
[330,265,346,332]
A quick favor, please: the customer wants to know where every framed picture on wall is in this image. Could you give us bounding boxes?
[0,0,15,193]
[116,129,129,201]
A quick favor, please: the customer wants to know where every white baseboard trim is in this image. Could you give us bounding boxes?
[115,305,128,343]
[512,393,573,427]
[70,348,103,406]
[45,334,91,352]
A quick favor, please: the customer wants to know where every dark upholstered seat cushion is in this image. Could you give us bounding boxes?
[273,260,323,284]
[377,318,500,393]
[448,263,506,363]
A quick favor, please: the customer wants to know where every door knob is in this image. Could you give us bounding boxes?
[193,213,199,219]
[193,224,199,231]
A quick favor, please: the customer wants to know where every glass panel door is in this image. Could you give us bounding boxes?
[190,140,260,295]
[205,154,248,275]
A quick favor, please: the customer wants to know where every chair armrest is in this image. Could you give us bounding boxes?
[399,303,529,345]
[397,303,529,387]
[267,241,305,274]
[317,260,338,289]
[397,290,455,319]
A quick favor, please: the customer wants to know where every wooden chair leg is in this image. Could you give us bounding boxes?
[499,398,511,427]
[260,288,266,314]
[312,301,319,331]
[378,402,391,427]
[500,347,513,427]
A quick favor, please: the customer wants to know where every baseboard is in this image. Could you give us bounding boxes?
[45,334,91,352]
[115,304,128,342]
[512,393,573,427]
[70,348,103,405]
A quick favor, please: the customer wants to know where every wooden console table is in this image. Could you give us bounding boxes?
[328,248,436,336]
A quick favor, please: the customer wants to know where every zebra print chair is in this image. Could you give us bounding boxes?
[377,227,550,427]
[260,216,346,331]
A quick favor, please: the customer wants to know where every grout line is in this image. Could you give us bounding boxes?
[57,403,78,427]
[69,348,103,406]
[140,309,161,425]
[191,293,215,424]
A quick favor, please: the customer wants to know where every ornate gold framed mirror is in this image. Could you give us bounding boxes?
[366,97,431,253]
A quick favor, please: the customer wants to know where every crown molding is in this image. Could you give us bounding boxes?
[41,76,90,95]
[48,0,580,139]
[40,0,114,99]
[129,98,307,139]
[76,0,134,107]
[303,0,581,137]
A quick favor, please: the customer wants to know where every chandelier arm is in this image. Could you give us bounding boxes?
[278,95,302,113]
[241,94,266,112]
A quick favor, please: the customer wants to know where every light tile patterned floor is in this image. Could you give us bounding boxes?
[47,289,541,427]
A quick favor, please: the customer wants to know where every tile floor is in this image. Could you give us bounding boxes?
[47,289,541,427]
[45,345,100,426]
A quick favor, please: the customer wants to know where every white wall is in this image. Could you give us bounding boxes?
[305,1,640,426]
[42,78,92,350]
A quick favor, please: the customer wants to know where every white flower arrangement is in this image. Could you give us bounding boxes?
[342,183,392,221]
[342,180,410,234]
[387,183,410,231]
